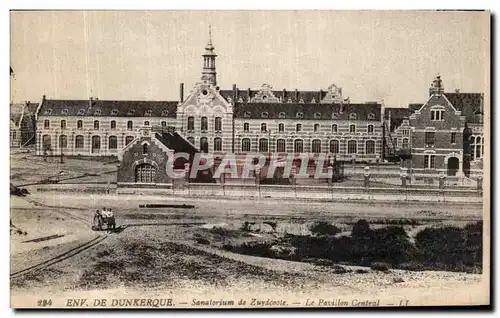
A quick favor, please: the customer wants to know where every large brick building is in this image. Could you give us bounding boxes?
[406,76,484,177]
[34,31,384,165]
[35,98,177,156]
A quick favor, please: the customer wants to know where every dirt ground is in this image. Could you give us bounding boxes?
[10,192,487,307]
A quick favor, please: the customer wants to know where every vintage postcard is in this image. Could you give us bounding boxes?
[9,10,490,308]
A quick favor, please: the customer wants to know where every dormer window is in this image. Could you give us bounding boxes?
[299,98,305,104]
[261,112,269,118]
[161,110,169,116]
[296,112,304,119]
[314,112,321,119]
[111,109,118,116]
[77,109,85,115]
[331,112,339,119]
[278,112,286,119]
[128,109,135,116]
[367,113,375,120]
[144,110,152,117]
[61,109,68,115]
[287,98,293,103]
[94,109,102,116]
[244,111,251,118]
[311,98,317,103]
[238,97,244,103]
[349,113,357,120]
[44,108,52,115]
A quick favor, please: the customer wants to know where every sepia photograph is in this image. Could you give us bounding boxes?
[8,10,490,308]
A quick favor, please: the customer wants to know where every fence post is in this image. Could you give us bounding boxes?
[477,175,483,196]
[364,166,370,194]
[184,163,190,196]
[400,170,408,201]
[439,173,445,202]
[220,172,225,196]
[255,166,260,198]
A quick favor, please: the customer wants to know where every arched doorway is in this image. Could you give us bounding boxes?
[447,157,459,176]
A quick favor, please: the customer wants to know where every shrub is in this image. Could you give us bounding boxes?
[310,221,341,236]
[351,219,372,238]
[415,226,467,269]
[371,262,391,272]
[370,226,415,265]
[355,269,369,274]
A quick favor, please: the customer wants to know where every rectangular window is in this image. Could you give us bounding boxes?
[349,124,356,133]
[201,117,208,131]
[278,123,284,133]
[296,124,302,132]
[77,120,83,129]
[243,123,249,132]
[425,155,436,169]
[332,124,338,133]
[425,132,435,146]
[431,110,444,121]
[451,132,456,144]
[187,117,195,131]
[402,129,409,136]
[215,117,222,131]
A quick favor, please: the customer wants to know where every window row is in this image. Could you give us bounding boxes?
[243,123,374,134]
[240,138,376,154]
[187,116,222,132]
[43,120,168,130]
[243,111,376,120]
[424,132,457,146]
[41,134,136,150]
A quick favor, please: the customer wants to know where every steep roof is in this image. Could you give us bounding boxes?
[445,92,484,124]
[10,103,24,126]
[234,102,381,120]
[38,99,178,118]
[408,103,424,111]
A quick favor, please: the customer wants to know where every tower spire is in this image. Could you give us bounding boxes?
[208,24,212,46]
[201,25,217,86]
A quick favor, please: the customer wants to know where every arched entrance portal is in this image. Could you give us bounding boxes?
[447,157,459,176]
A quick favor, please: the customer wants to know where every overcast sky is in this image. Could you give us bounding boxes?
[10,10,489,107]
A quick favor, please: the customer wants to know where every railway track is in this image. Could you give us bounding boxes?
[10,235,108,279]
[11,196,109,279]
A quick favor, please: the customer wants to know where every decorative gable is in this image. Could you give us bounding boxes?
[321,83,344,104]
[250,84,280,103]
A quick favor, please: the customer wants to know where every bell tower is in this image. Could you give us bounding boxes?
[201,25,217,86]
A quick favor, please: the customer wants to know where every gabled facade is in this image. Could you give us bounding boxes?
[10,101,37,148]
[409,76,467,176]
[117,128,174,187]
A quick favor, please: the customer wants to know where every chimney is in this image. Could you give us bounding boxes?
[283,89,286,102]
[455,88,460,93]
[236,88,240,101]
[232,84,237,103]
[42,95,46,101]
[248,88,251,101]
[180,83,184,103]
[319,89,323,103]
[295,89,298,102]
[89,97,93,108]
